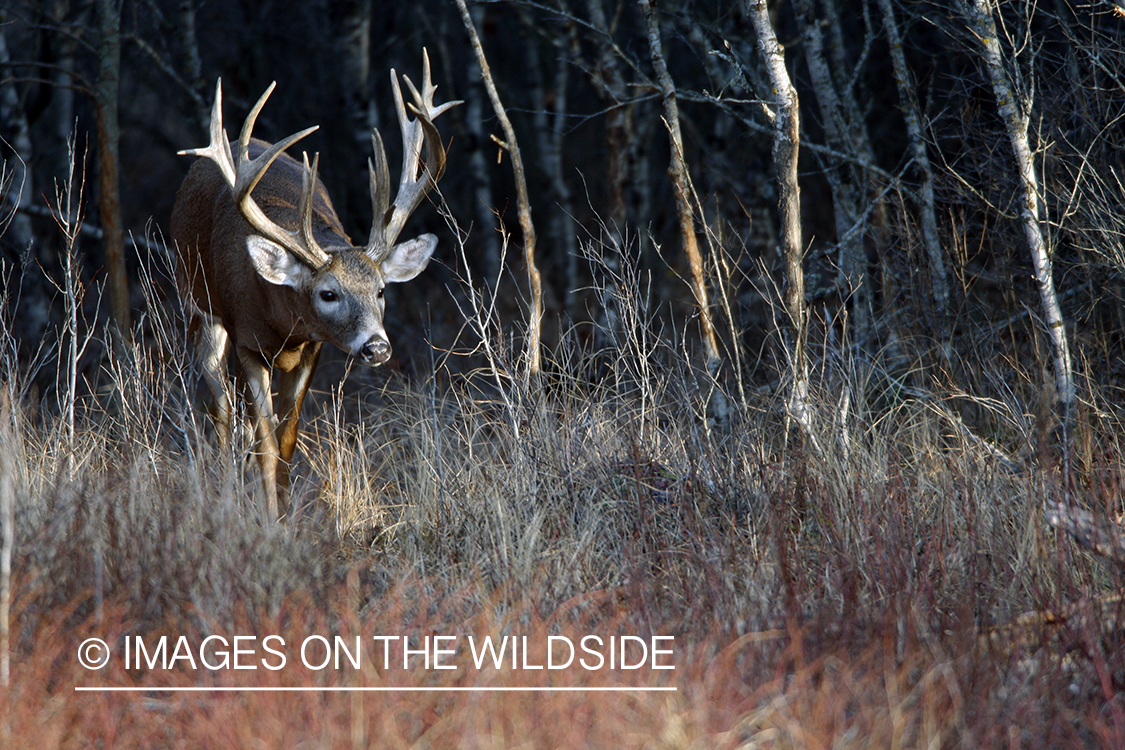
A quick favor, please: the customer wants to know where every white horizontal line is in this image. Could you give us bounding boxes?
[75,686,677,693]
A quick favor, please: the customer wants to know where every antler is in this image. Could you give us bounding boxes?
[181,80,331,270]
[366,49,462,261]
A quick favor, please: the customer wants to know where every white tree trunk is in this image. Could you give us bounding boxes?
[638,0,729,428]
[964,0,1074,407]
[793,0,871,349]
[746,0,814,442]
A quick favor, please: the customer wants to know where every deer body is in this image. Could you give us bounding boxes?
[171,52,457,516]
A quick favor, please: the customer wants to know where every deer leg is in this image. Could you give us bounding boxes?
[272,342,322,497]
[194,315,232,449]
[235,347,283,518]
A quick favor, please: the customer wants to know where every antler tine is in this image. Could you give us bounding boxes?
[299,152,322,255]
[181,79,330,270]
[229,83,320,215]
[237,82,277,164]
[401,49,463,121]
[234,127,319,204]
[391,72,422,200]
[394,49,462,188]
[367,130,392,256]
[407,102,447,182]
[179,79,237,188]
[398,78,449,183]
[366,49,461,259]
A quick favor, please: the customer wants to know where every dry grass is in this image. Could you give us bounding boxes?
[0,226,1121,748]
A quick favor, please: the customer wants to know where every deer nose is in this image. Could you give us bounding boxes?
[359,337,391,364]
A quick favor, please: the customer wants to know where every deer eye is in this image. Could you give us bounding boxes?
[319,290,338,303]
[377,287,385,299]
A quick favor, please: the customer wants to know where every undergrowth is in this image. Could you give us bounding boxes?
[0,225,1121,748]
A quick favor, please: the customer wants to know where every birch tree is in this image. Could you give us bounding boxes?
[745,0,813,440]
[961,0,1074,409]
[638,0,728,428]
[791,0,879,352]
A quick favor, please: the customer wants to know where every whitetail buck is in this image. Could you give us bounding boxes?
[171,50,459,517]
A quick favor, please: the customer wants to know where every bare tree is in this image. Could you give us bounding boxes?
[637,0,728,427]
[456,0,543,378]
[176,0,206,110]
[876,0,950,340]
[94,0,130,335]
[586,0,634,241]
[792,0,876,351]
[581,0,635,346]
[746,0,813,441]
[961,0,1074,409]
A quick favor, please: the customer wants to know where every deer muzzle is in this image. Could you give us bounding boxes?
[358,337,391,365]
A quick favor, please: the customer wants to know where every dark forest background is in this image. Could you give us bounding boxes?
[1,0,1124,417]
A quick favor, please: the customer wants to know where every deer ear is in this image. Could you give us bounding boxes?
[380,234,436,283]
[247,235,311,287]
